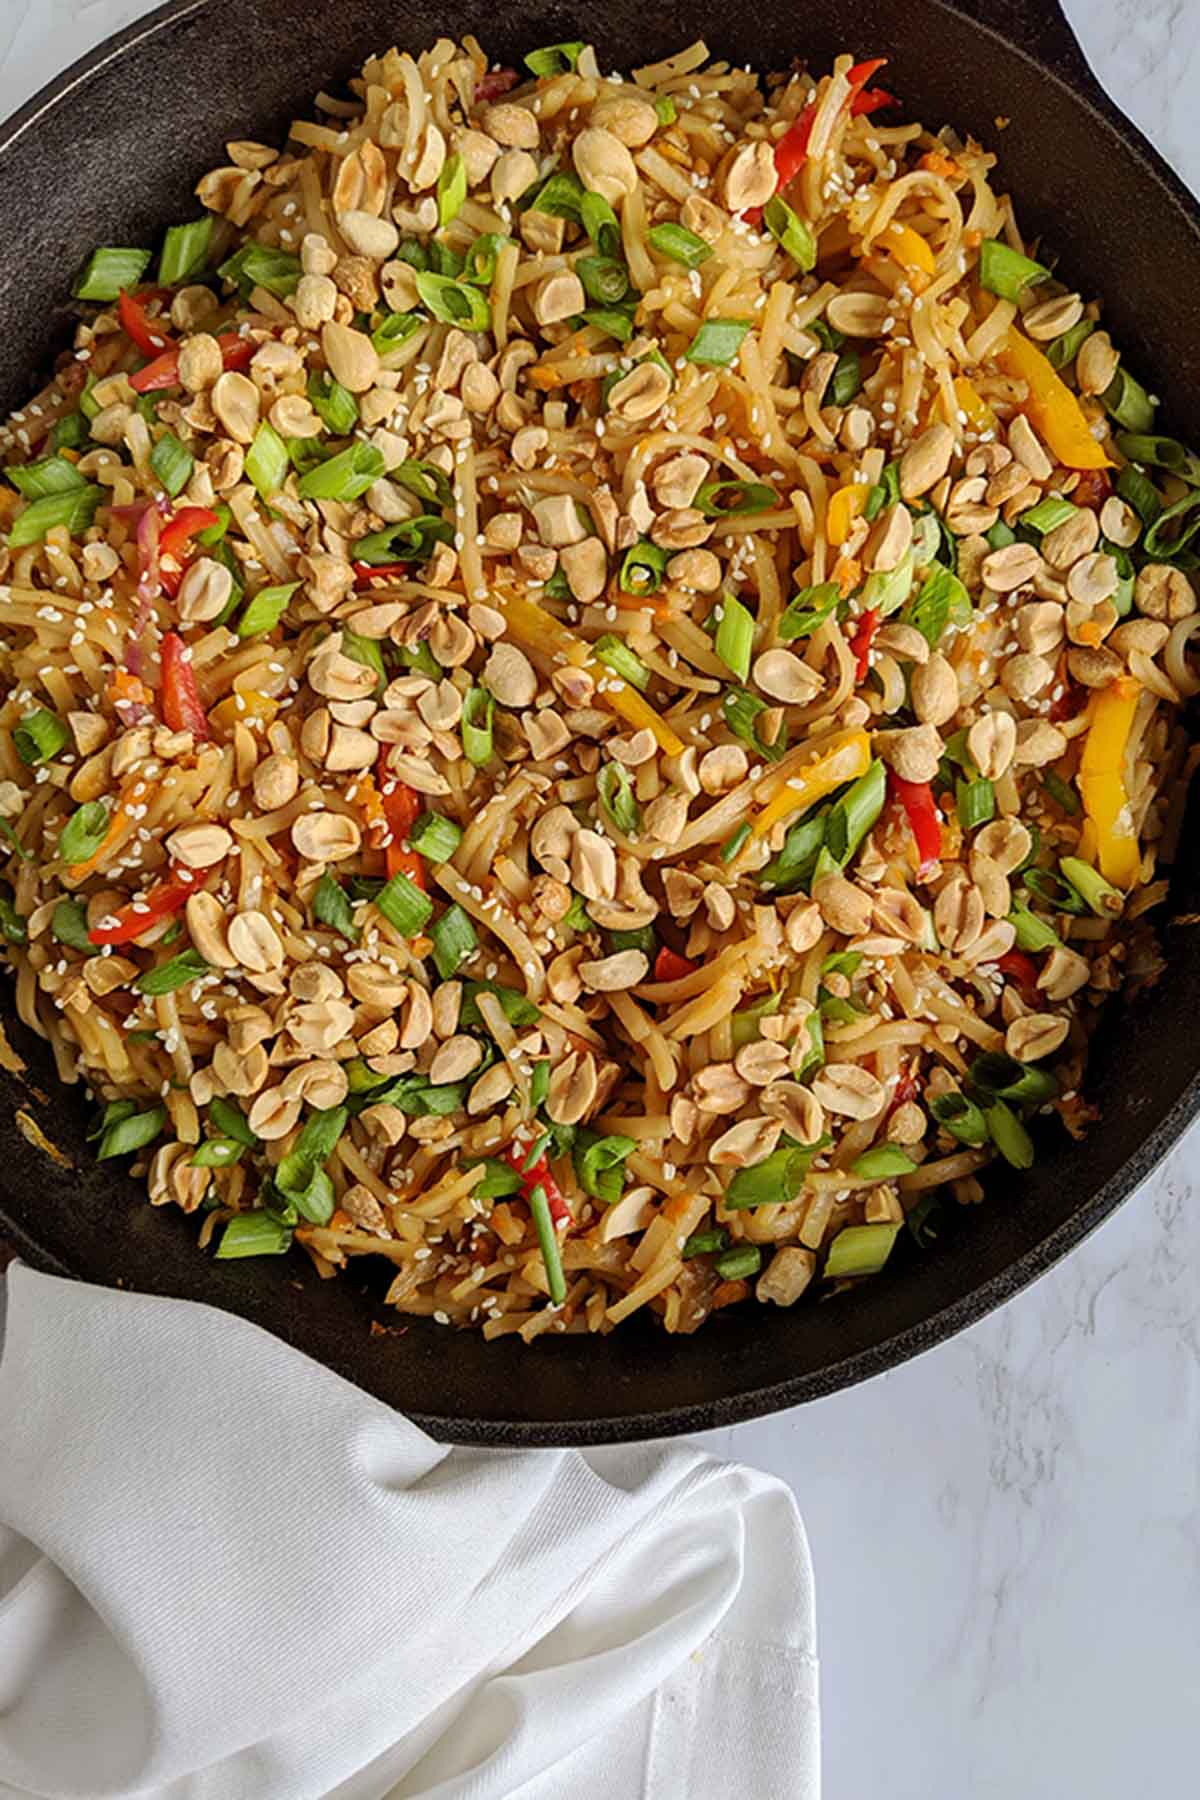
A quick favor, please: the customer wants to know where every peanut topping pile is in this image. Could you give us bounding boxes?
[0,37,1193,1338]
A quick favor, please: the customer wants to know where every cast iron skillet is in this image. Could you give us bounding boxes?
[0,0,1197,1444]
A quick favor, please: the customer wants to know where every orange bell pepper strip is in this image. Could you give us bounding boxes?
[64,780,159,884]
[87,864,201,946]
[995,328,1112,470]
[750,729,872,838]
[1078,676,1142,889]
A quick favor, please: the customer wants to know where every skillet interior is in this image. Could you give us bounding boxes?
[0,0,1198,1444]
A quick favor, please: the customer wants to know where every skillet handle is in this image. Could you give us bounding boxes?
[938,0,1097,91]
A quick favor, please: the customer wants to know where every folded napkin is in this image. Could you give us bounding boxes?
[0,1264,818,1799]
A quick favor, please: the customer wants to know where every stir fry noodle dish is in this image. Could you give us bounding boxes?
[0,36,1195,1340]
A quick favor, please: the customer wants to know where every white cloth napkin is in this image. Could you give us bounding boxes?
[0,1264,818,1800]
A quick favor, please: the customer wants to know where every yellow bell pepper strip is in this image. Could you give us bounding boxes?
[942,375,996,435]
[826,483,871,547]
[495,589,685,755]
[882,220,936,280]
[995,328,1112,470]
[750,729,872,839]
[209,688,280,736]
[1078,676,1142,889]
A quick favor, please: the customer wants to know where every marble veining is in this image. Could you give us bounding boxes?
[0,3,1197,1796]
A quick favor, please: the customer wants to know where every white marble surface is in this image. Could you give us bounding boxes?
[0,3,1196,1796]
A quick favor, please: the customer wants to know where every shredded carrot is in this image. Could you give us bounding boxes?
[355,770,388,845]
[106,668,154,713]
[711,1279,751,1309]
[919,149,961,179]
[834,553,862,597]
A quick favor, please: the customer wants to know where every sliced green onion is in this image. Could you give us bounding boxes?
[725,1144,818,1210]
[372,311,425,357]
[1046,318,1094,371]
[597,762,640,836]
[695,479,778,518]
[0,890,26,944]
[1143,488,1200,565]
[1101,366,1155,434]
[341,628,386,690]
[574,1131,636,1204]
[860,547,916,618]
[1059,854,1122,917]
[525,40,584,75]
[14,708,68,766]
[149,430,193,498]
[830,350,862,406]
[73,246,152,301]
[957,776,995,830]
[437,153,467,227]
[929,1089,989,1147]
[529,170,585,221]
[461,232,509,286]
[760,807,827,893]
[58,800,109,865]
[648,222,712,269]
[415,270,491,329]
[218,242,302,298]
[1020,495,1077,534]
[824,1222,900,1278]
[594,633,650,690]
[723,687,788,764]
[236,581,298,638]
[244,422,289,498]
[97,1104,166,1160]
[1115,463,1162,527]
[902,560,970,644]
[655,95,677,126]
[721,822,751,864]
[158,217,212,284]
[529,1059,550,1109]
[1042,768,1080,815]
[191,1137,244,1168]
[276,1107,347,1191]
[1115,432,1200,487]
[431,902,478,978]
[313,872,358,942]
[793,1010,825,1082]
[562,893,592,933]
[473,1158,523,1199]
[297,441,384,502]
[207,1096,257,1148]
[763,194,817,269]
[375,869,434,936]
[215,1212,292,1258]
[409,811,462,862]
[460,979,540,1030]
[579,191,621,257]
[984,1098,1035,1169]
[824,760,886,867]
[461,686,495,764]
[851,1145,917,1180]
[1007,897,1062,953]
[685,317,752,367]
[970,1051,1058,1105]
[49,412,89,452]
[51,896,93,950]
[529,1183,567,1303]
[307,370,359,434]
[730,993,782,1049]
[355,514,454,567]
[714,1244,762,1281]
[616,541,670,602]
[577,254,630,304]
[134,949,209,995]
[715,593,755,681]
[682,1228,729,1258]
[778,581,840,641]
[581,307,635,343]
[428,241,465,278]
[987,519,1016,551]
[7,456,86,499]
[8,485,102,547]
[978,238,1049,301]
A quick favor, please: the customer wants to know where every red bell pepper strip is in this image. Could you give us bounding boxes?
[160,632,210,741]
[848,607,880,683]
[888,770,943,873]
[130,331,255,394]
[158,506,220,598]
[87,865,201,946]
[996,948,1042,1002]
[118,289,174,360]
[654,946,697,982]
[377,760,426,882]
[503,1141,571,1229]
[477,66,517,101]
[887,1062,919,1117]
[354,562,410,586]
[772,58,893,191]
